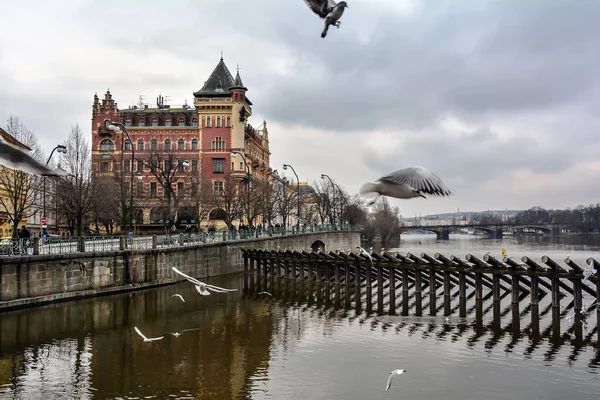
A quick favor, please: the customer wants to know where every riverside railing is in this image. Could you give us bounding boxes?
[0,224,361,257]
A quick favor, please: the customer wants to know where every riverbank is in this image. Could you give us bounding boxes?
[0,230,360,312]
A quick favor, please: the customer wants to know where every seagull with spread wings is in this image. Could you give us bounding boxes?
[360,166,454,206]
[0,135,66,177]
[172,267,237,296]
[303,0,349,38]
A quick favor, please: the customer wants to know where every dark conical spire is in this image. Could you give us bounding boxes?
[230,66,247,91]
[194,57,235,94]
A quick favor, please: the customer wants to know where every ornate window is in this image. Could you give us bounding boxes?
[211,137,225,150]
[151,139,157,150]
[138,119,145,127]
[216,117,221,128]
[226,116,231,127]
[192,118,198,127]
[151,118,158,127]
[125,119,132,127]
[99,139,115,151]
[213,181,224,195]
[124,139,131,150]
[178,139,185,150]
[206,117,212,128]
[191,139,198,150]
[178,119,185,127]
[165,119,172,127]
[137,139,144,151]
[164,139,171,150]
[213,158,224,173]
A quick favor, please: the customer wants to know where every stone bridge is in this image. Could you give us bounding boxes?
[402,223,562,240]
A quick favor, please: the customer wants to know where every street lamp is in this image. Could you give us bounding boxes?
[107,121,134,232]
[231,151,252,181]
[43,145,67,235]
[320,173,343,226]
[283,164,300,226]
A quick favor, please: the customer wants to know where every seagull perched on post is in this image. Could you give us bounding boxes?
[360,166,454,206]
[0,135,66,177]
[303,0,349,38]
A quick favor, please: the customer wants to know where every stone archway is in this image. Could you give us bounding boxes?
[311,240,325,252]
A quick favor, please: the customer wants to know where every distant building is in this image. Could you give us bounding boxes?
[91,56,272,231]
[0,127,31,236]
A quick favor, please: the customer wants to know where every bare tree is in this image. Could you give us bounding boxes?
[275,179,296,229]
[311,180,334,224]
[258,179,277,226]
[91,175,119,234]
[365,197,403,246]
[141,149,190,232]
[212,172,243,229]
[56,125,95,236]
[0,117,45,237]
[187,172,215,229]
[240,177,262,227]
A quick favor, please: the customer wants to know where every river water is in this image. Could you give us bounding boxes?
[1,234,600,399]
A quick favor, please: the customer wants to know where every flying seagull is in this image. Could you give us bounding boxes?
[172,294,185,302]
[360,166,454,206]
[303,0,349,38]
[172,267,237,296]
[134,326,164,342]
[583,259,597,281]
[386,369,407,391]
[0,135,66,177]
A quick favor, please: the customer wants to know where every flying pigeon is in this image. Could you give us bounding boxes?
[0,135,66,177]
[360,166,454,206]
[303,0,349,38]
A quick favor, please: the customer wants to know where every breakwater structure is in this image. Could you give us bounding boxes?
[0,229,361,312]
[241,249,600,340]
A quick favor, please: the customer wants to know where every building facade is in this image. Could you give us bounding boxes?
[91,57,272,231]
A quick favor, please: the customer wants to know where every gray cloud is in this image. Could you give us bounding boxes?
[1,0,600,216]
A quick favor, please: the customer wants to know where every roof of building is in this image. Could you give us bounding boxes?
[193,57,252,105]
[119,107,196,115]
[0,127,32,151]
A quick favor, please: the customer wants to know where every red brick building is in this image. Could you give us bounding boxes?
[91,56,271,230]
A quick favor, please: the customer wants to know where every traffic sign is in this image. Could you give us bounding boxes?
[41,217,47,224]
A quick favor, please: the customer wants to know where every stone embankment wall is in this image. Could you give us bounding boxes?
[0,231,360,311]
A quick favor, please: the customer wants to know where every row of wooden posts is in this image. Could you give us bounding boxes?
[241,248,600,317]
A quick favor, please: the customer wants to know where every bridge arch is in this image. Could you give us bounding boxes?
[311,240,325,252]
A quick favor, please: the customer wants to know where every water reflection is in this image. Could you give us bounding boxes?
[1,270,600,400]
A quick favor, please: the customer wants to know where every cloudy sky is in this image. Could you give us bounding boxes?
[1,0,599,217]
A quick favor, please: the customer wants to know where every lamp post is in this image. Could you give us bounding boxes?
[169,160,190,229]
[43,145,67,235]
[108,121,134,232]
[283,164,300,226]
[320,173,343,226]
[230,151,252,181]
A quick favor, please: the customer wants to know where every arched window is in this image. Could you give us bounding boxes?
[165,119,172,127]
[226,116,231,127]
[124,139,131,150]
[138,119,145,127]
[137,139,144,151]
[151,139,157,150]
[192,118,198,127]
[206,117,212,128]
[216,117,221,128]
[125,119,132,127]
[178,139,185,150]
[99,139,115,151]
[178,119,185,127]
[191,139,198,150]
[151,118,158,127]
[164,139,171,150]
